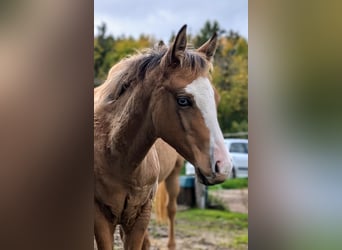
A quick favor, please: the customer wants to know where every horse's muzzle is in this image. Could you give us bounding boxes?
[195,167,229,186]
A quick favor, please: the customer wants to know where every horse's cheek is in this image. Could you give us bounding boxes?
[152,96,172,135]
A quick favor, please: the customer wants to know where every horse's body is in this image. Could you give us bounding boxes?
[94,103,160,250]
[153,139,184,249]
[94,25,232,250]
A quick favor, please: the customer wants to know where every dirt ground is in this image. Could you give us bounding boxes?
[94,188,248,250]
[209,188,248,214]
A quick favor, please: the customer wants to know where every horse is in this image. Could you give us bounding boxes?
[94,24,232,250]
[149,139,184,250]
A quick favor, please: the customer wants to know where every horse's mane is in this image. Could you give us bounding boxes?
[95,43,212,105]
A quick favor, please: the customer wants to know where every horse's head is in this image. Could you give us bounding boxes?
[151,25,232,185]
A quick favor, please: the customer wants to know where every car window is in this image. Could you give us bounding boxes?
[229,143,248,154]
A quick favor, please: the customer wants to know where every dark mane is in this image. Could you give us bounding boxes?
[123,44,209,81]
[95,44,210,104]
[136,49,166,80]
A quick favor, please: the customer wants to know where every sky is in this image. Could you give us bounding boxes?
[94,0,248,43]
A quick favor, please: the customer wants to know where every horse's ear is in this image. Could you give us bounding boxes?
[158,40,165,47]
[197,32,218,61]
[163,24,187,67]
[154,40,166,51]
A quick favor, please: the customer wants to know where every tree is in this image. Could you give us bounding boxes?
[193,20,225,48]
[94,22,115,85]
[94,23,154,86]
[213,33,248,134]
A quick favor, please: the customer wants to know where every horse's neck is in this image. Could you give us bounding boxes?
[108,86,157,170]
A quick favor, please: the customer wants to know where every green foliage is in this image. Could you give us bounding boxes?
[193,20,225,47]
[94,23,154,86]
[209,178,248,190]
[213,34,248,134]
[94,23,115,84]
[94,20,248,134]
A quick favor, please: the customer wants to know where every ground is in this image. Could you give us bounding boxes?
[209,188,248,214]
[94,188,248,250]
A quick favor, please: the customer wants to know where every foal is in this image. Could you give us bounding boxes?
[94,24,232,250]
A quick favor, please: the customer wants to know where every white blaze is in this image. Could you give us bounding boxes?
[185,77,229,175]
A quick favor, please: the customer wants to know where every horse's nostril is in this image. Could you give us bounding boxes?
[215,161,220,173]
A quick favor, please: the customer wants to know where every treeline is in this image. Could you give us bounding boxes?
[94,21,248,135]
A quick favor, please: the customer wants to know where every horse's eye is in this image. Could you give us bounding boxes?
[177,97,191,107]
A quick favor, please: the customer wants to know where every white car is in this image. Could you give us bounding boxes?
[185,138,248,179]
[224,138,248,178]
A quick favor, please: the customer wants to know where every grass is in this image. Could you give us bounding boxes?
[149,208,248,249]
[207,193,229,210]
[174,208,248,249]
[222,178,248,189]
[177,208,248,222]
[209,177,248,190]
[232,234,248,248]
[176,208,248,230]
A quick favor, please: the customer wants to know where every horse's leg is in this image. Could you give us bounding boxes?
[124,227,150,250]
[123,200,152,250]
[141,230,151,250]
[164,159,183,250]
[94,202,116,250]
